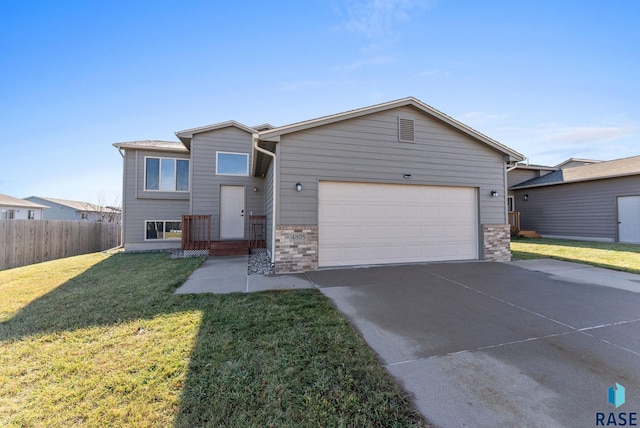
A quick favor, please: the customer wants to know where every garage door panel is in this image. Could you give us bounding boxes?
[319,182,478,267]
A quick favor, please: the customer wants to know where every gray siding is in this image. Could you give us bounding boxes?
[507,168,555,189]
[514,175,640,241]
[190,127,264,240]
[508,169,538,188]
[277,106,507,225]
[121,149,189,249]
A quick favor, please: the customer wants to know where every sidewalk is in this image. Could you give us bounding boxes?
[174,256,315,295]
[175,256,640,295]
[505,258,640,293]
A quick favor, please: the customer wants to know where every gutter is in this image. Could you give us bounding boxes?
[506,161,519,172]
[252,136,277,264]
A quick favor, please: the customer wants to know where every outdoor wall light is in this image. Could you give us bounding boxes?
[491,190,499,197]
[295,183,303,192]
[523,194,529,201]
[253,186,259,192]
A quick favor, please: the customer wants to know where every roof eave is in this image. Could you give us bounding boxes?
[175,120,256,139]
[514,164,558,171]
[511,171,640,189]
[113,142,189,154]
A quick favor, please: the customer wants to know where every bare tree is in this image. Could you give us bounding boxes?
[84,193,122,223]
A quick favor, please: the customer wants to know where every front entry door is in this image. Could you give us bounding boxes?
[618,196,640,243]
[220,185,245,239]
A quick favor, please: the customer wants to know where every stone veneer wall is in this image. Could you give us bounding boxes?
[274,225,318,274]
[482,224,512,262]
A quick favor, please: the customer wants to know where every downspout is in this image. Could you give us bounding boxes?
[504,156,520,224]
[506,159,519,172]
[117,148,125,248]
[252,136,277,264]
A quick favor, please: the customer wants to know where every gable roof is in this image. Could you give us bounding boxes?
[555,158,603,169]
[26,197,118,214]
[0,193,48,209]
[257,97,524,162]
[512,155,640,189]
[175,121,256,149]
[113,140,188,153]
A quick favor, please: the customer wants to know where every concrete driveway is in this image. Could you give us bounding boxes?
[307,261,640,427]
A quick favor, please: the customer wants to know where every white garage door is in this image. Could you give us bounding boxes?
[618,196,640,244]
[318,182,478,267]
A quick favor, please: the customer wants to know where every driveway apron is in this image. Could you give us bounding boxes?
[308,262,640,427]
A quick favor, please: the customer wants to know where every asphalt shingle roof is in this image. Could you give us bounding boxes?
[511,155,640,189]
[0,193,49,209]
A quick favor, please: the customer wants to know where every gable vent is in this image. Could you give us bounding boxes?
[398,117,415,142]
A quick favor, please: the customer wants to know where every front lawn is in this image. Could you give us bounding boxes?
[511,238,640,274]
[0,252,425,427]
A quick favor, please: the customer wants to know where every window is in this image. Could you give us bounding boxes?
[145,220,182,240]
[81,212,89,220]
[216,152,249,176]
[145,157,189,191]
[1,209,15,219]
[28,210,35,220]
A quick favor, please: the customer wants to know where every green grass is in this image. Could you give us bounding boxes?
[0,252,426,427]
[511,238,640,274]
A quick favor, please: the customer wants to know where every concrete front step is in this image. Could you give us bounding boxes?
[210,240,249,256]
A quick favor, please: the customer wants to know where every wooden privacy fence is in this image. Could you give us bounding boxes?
[0,220,121,271]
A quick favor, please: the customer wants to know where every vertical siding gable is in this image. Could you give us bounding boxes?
[277,105,507,225]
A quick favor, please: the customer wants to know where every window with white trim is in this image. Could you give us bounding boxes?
[28,210,35,220]
[145,220,182,240]
[216,152,249,176]
[145,157,190,191]
[1,209,15,219]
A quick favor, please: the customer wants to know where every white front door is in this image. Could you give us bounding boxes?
[618,196,640,243]
[220,185,245,239]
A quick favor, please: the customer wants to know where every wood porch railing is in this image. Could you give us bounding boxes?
[249,215,267,249]
[182,215,211,250]
[508,211,521,231]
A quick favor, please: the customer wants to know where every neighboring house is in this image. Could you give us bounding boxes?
[0,193,48,219]
[554,158,602,169]
[24,196,121,222]
[114,97,524,273]
[507,162,557,213]
[510,155,640,244]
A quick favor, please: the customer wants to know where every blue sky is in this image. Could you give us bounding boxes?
[1,0,638,205]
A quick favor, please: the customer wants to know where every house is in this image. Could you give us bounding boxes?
[555,158,602,169]
[0,193,48,219]
[507,162,557,213]
[114,97,524,273]
[510,155,640,244]
[24,196,121,223]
